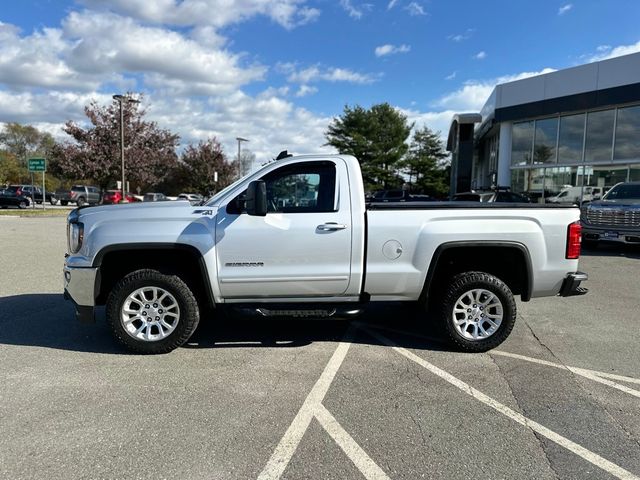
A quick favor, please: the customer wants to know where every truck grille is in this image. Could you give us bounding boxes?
[586,208,640,227]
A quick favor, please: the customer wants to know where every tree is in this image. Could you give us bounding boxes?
[0,151,22,186]
[0,123,56,183]
[181,138,239,195]
[325,103,412,190]
[400,126,450,197]
[50,96,180,191]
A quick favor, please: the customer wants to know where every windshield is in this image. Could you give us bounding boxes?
[603,183,640,200]
[206,164,272,205]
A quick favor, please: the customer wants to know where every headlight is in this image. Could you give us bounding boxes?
[68,221,84,253]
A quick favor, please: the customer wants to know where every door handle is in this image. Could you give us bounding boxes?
[317,222,347,231]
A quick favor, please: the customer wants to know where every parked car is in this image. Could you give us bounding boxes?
[55,185,101,206]
[581,181,640,245]
[64,153,587,354]
[177,193,203,205]
[548,186,609,204]
[369,190,434,202]
[453,189,531,203]
[143,193,169,202]
[0,189,31,208]
[102,190,140,204]
[18,185,58,205]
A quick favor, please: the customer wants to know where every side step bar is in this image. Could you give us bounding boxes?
[232,305,365,320]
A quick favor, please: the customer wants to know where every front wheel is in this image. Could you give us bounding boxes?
[441,271,516,352]
[50,198,58,205]
[77,197,86,207]
[106,269,200,354]
[61,200,68,206]
[18,200,27,209]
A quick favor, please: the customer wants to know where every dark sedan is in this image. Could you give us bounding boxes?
[0,189,31,209]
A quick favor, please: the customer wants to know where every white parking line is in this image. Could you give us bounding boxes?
[257,327,390,480]
[364,327,640,480]
[492,350,640,398]
[315,404,390,480]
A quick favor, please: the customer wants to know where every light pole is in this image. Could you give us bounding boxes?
[236,137,249,176]
[113,94,140,203]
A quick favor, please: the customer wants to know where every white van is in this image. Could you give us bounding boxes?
[548,186,608,204]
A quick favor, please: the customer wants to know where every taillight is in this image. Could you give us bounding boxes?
[566,221,582,259]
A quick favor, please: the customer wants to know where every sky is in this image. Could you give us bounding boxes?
[1,0,640,162]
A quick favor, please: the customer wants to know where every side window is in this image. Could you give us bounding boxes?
[227,161,337,214]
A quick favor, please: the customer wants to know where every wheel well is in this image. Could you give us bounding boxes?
[95,247,214,309]
[423,244,531,304]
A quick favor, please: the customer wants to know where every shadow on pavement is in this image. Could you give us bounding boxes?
[581,243,640,259]
[0,294,451,354]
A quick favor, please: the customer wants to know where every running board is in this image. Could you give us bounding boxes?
[231,305,365,320]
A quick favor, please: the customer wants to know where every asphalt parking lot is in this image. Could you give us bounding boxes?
[1,216,639,480]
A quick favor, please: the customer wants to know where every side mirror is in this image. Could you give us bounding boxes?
[245,180,267,216]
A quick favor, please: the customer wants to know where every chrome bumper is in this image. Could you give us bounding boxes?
[63,265,98,323]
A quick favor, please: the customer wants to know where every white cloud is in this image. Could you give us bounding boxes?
[79,0,321,30]
[585,40,640,62]
[340,0,372,19]
[295,85,318,97]
[434,68,556,111]
[558,4,573,15]
[447,28,475,42]
[62,11,266,95]
[387,0,399,9]
[473,51,487,60]
[445,71,457,80]
[374,44,411,57]
[280,63,378,84]
[405,2,426,16]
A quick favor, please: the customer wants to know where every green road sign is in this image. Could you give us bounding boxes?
[28,158,46,172]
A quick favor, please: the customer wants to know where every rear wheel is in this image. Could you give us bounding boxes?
[77,197,86,207]
[18,200,27,209]
[441,271,516,352]
[61,200,68,206]
[50,198,58,205]
[106,269,200,354]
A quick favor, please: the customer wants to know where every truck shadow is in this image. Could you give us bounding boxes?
[0,294,451,354]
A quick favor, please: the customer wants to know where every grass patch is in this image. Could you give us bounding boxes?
[0,208,71,217]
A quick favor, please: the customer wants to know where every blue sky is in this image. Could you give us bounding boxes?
[1,0,640,159]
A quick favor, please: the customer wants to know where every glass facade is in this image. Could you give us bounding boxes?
[509,103,640,203]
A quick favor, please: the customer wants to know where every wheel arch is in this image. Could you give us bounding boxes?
[93,243,215,309]
[420,241,533,305]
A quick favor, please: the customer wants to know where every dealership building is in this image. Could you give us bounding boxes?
[447,52,640,201]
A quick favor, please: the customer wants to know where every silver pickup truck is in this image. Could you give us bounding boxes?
[63,154,588,354]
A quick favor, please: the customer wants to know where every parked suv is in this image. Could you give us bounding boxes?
[56,185,101,206]
[143,192,168,202]
[581,182,640,245]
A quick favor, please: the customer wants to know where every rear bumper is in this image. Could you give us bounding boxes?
[559,271,588,297]
[63,265,98,323]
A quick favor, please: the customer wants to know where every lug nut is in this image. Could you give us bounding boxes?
[142,311,147,316]
[467,308,471,312]
[153,303,158,308]
[158,309,163,314]
[145,304,150,309]
[155,316,160,321]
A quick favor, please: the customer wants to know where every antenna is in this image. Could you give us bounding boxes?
[275,150,293,160]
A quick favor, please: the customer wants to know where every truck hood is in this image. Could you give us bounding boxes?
[76,200,204,218]
[70,200,220,264]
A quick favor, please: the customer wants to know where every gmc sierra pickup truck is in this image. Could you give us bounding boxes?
[63,154,587,354]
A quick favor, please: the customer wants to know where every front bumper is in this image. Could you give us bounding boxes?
[559,271,588,297]
[63,264,98,323]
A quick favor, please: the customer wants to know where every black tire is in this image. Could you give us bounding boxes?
[106,269,200,354]
[441,271,516,352]
[77,197,86,207]
[18,200,27,209]
[50,198,58,205]
[61,200,68,206]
